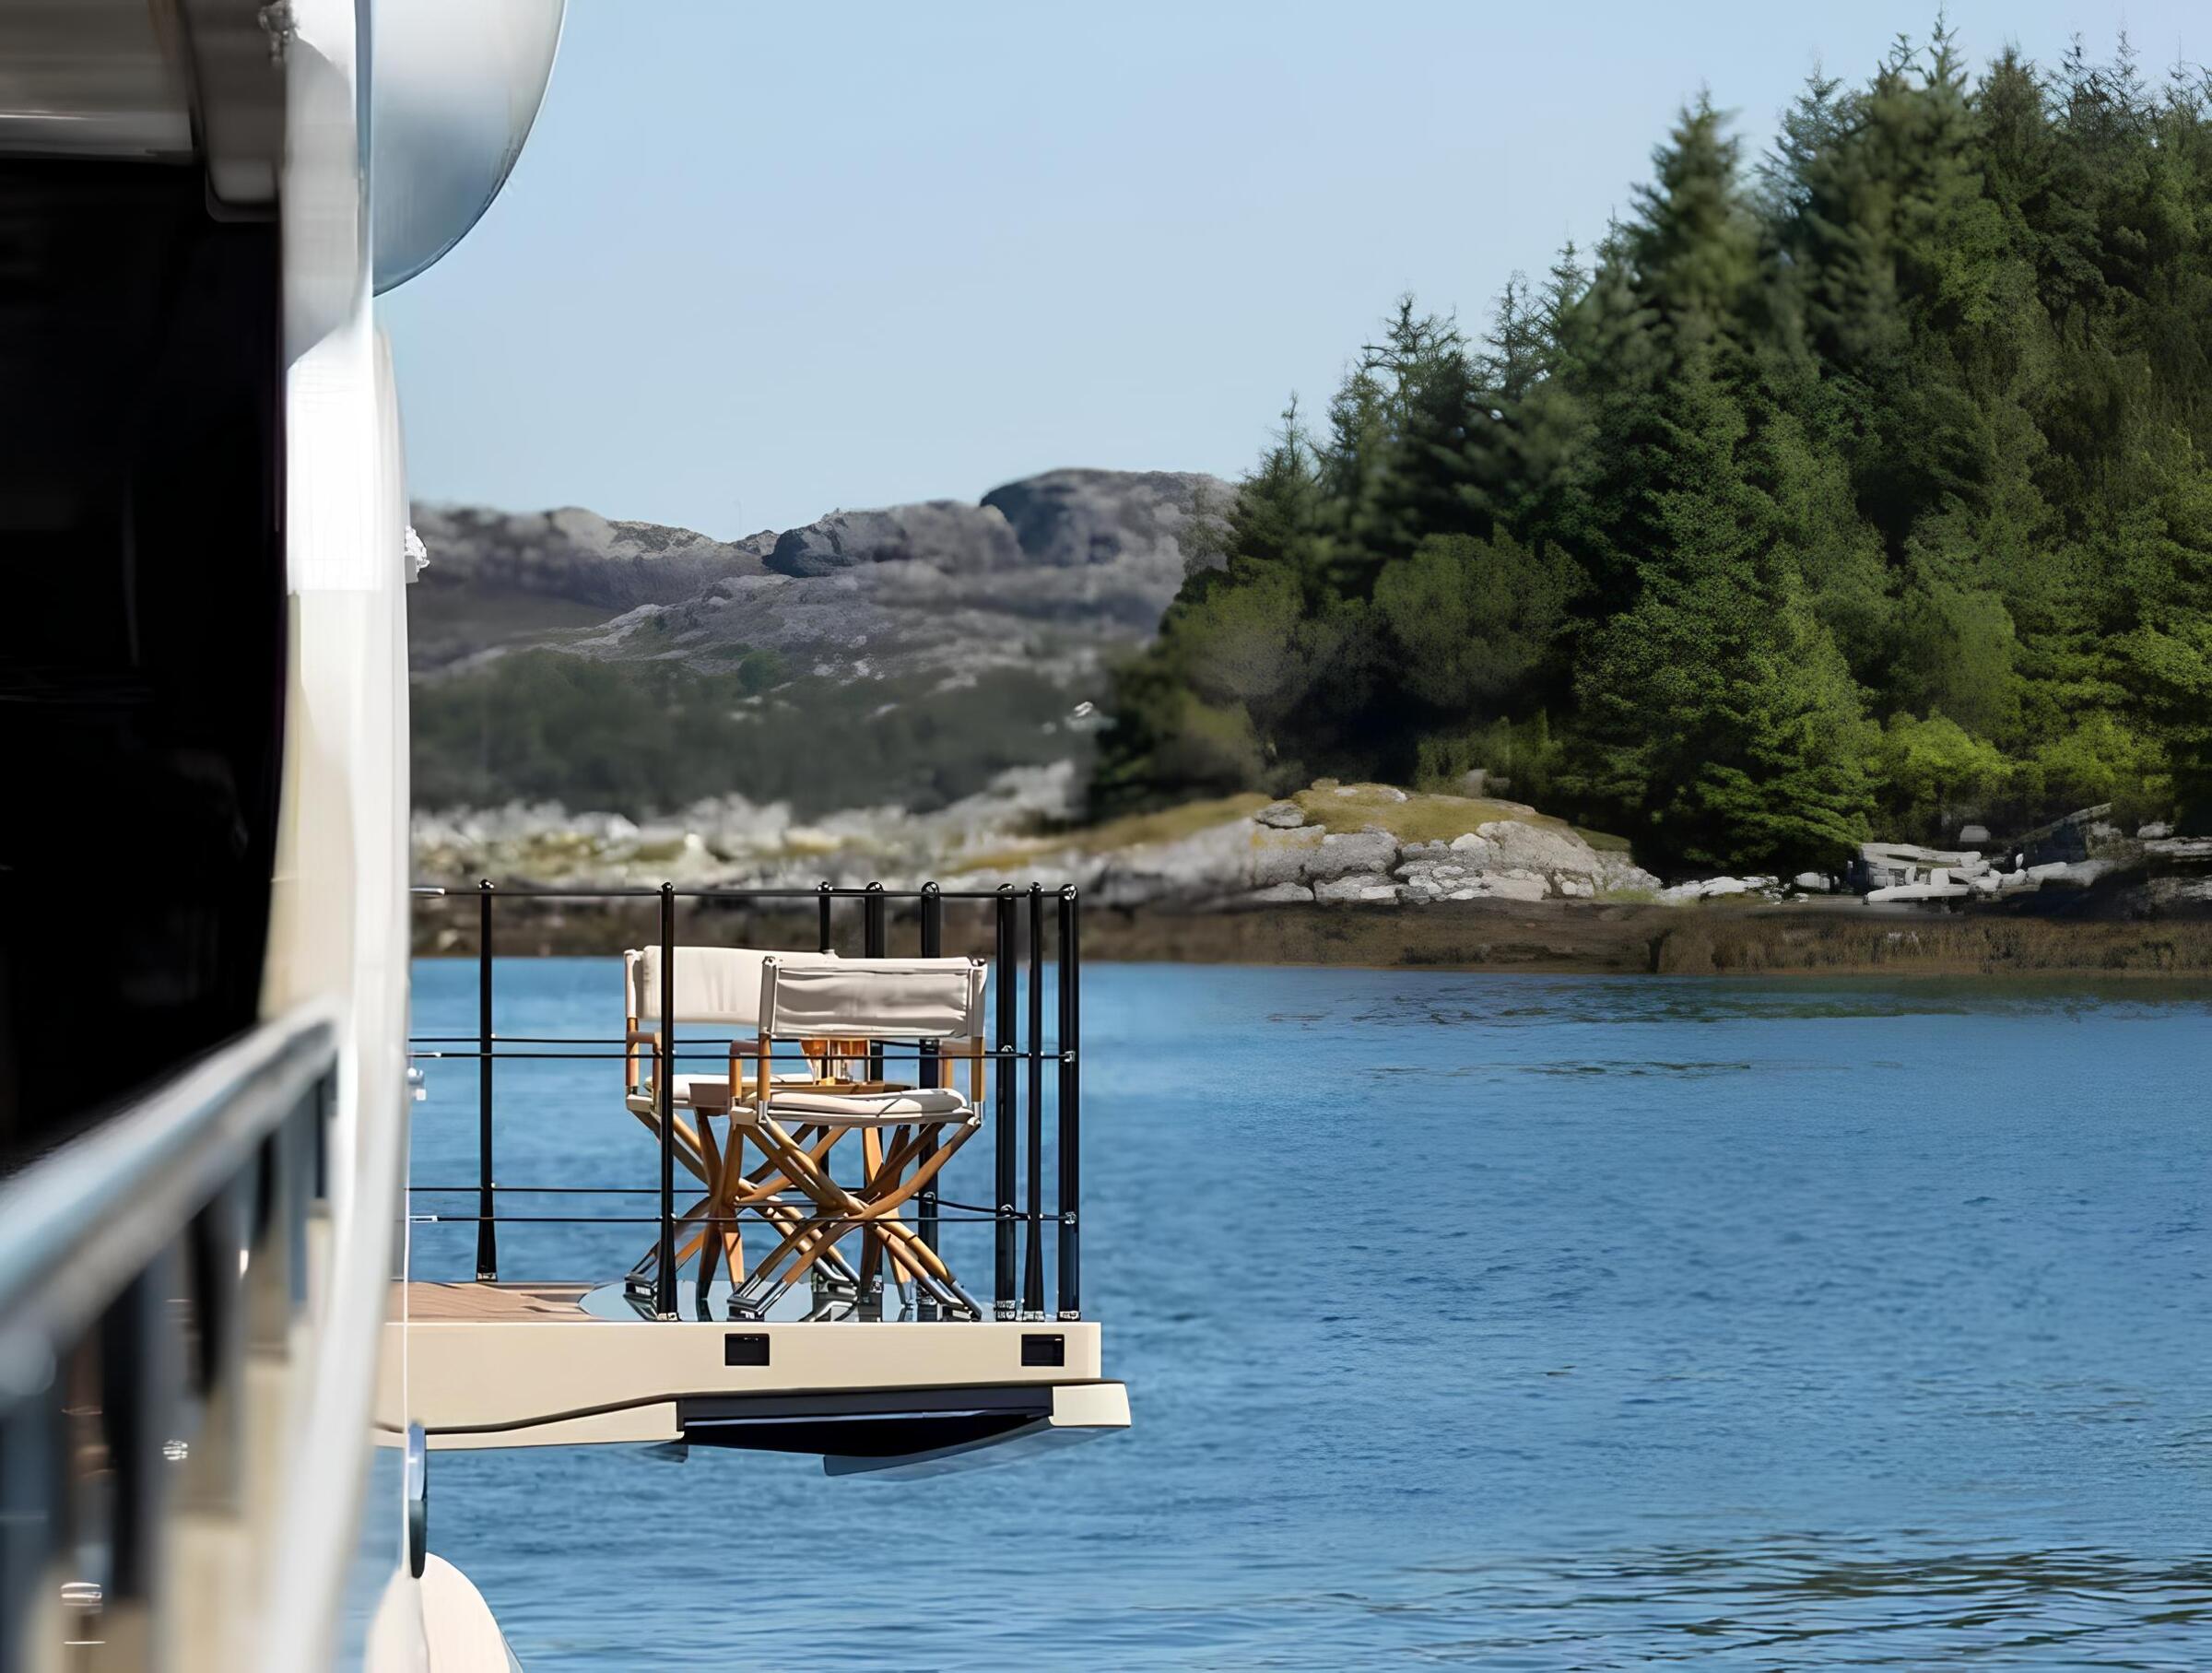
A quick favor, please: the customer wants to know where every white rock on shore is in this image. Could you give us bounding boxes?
[1314,873,1400,903]
[1305,829,1400,881]
[1659,874,1783,903]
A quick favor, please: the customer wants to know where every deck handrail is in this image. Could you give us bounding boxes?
[0,1003,342,1671]
[0,1004,339,1364]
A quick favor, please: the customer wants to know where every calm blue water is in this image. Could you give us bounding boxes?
[409,960,2212,1668]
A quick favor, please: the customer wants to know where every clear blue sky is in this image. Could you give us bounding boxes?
[381,0,2204,537]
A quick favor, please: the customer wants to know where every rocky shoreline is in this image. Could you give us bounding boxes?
[414,776,1663,905]
[411,774,2212,976]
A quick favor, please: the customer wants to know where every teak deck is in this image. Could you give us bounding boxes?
[394,1281,594,1323]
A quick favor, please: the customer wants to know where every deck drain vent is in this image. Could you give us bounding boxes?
[1020,1334,1065,1368]
[724,1333,770,1367]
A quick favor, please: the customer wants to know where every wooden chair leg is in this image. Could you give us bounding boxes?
[857,1128,887,1302]
[732,1123,866,1289]
[628,1104,711,1184]
[747,1119,926,1294]
[754,1118,971,1293]
[718,1125,747,1280]
[731,1115,982,1313]
[630,1190,712,1285]
[696,1212,722,1300]
[739,1120,854,1284]
[827,1122,981,1298]
[692,1117,725,1308]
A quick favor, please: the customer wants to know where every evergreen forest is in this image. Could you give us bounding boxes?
[1094,29,2212,875]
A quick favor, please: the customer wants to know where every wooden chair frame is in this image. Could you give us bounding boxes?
[728,1023,988,1322]
[623,1013,886,1308]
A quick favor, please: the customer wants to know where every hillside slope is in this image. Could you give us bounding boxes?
[407,468,1229,817]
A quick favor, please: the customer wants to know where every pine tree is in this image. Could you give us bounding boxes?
[1372,327,1496,566]
[1570,337,1873,870]
[1538,242,1586,353]
[1217,399,1321,586]
[1758,67,1848,216]
[1312,362,1393,599]
[1477,272,1547,400]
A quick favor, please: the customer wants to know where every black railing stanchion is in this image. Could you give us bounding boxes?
[1057,886,1081,1319]
[653,882,677,1319]
[917,884,943,1302]
[993,886,1018,1319]
[864,881,887,1081]
[816,880,833,954]
[476,880,498,1282]
[1023,883,1046,1317]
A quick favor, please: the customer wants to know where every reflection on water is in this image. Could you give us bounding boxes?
[410,964,2212,1669]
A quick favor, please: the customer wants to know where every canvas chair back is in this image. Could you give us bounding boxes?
[625,946,851,1100]
[626,946,840,1029]
[759,956,988,1043]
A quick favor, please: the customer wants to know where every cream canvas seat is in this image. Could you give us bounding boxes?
[725,955,991,1322]
[759,1087,970,1121]
[626,1072,745,1116]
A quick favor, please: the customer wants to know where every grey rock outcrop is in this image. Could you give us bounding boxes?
[766,501,1021,577]
[1314,874,1400,903]
[965,788,1662,907]
[1394,850,1553,902]
[982,468,1228,572]
[1305,829,1400,881]
[410,503,766,614]
[409,467,1234,687]
[1251,826,1324,887]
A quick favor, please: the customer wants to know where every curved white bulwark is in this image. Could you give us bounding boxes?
[260,1,563,1667]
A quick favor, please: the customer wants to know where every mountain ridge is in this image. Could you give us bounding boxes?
[406,467,1231,818]
[408,465,1230,683]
